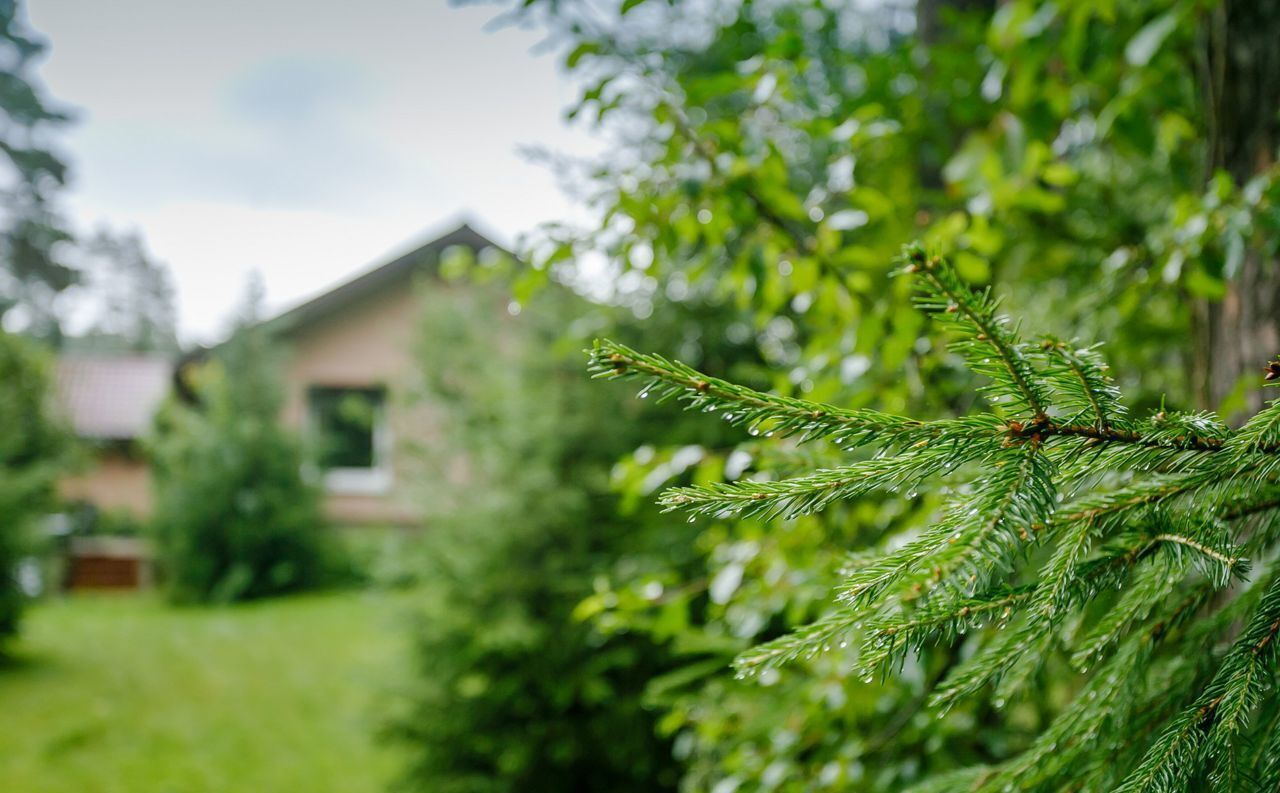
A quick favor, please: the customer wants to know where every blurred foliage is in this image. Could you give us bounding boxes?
[481,0,1280,789]
[0,329,71,644]
[329,525,424,590]
[63,501,146,538]
[148,297,332,604]
[514,0,1280,410]
[0,0,75,340]
[389,254,769,792]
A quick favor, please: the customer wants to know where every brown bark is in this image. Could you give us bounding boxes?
[1195,0,1280,414]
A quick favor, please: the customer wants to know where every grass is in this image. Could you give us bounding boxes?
[0,587,419,793]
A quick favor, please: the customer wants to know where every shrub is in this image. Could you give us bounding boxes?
[149,323,329,603]
[64,503,144,537]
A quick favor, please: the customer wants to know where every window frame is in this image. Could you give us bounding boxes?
[306,385,393,495]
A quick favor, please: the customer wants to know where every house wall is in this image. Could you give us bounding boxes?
[59,447,153,519]
[279,278,444,527]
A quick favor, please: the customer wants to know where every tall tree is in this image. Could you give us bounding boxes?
[0,329,70,645]
[1194,1,1280,412]
[0,0,74,339]
[71,228,179,353]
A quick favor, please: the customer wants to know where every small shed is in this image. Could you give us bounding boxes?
[64,536,154,590]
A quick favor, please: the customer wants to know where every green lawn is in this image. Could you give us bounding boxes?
[0,588,419,793]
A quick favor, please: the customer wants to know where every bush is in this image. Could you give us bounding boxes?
[149,323,330,603]
[0,330,71,642]
[64,502,144,537]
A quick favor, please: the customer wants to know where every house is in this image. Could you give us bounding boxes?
[261,221,503,526]
[57,221,505,529]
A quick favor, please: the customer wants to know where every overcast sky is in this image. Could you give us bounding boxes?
[28,0,598,342]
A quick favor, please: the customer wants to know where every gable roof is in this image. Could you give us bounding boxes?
[55,354,173,440]
[266,222,505,337]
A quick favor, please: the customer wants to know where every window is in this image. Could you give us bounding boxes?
[308,386,390,494]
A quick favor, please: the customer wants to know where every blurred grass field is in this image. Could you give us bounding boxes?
[0,588,418,793]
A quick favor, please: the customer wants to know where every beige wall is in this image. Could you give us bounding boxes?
[280,279,443,527]
[59,448,153,519]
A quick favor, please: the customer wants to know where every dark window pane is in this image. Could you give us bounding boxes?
[309,386,383,469]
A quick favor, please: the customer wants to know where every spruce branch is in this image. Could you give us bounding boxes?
[1039,337,1124,429]
[732,605,861,677]
[834,516,967,608]
[976,634,1151,792]
[831,441,1055,615]
[1039,506,1242,630]
[592,247,1280,789]
[1221,490,1280,521]
[929,536,1187,708]
[855,586,1034,677]
[1032,510,1113,623]
[1117,574,1280,793]
[1037,415,1227,454]
[1055,474,1208,525]
[1256,710,1280,790]
[1225,398,1280,478]
[900,244,1050,417]
[1071,552,1185,672]
[588,338,959,448]
[927,442,1057,596]
[657,434,1002,520]
[926,614,1041,709]
[1149,531,1239,569]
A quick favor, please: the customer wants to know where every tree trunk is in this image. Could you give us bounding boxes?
[1195,0,1280,414]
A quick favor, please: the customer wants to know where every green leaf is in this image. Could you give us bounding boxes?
[566,41,601,69]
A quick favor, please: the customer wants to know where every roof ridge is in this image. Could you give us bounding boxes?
[265,221,505,336]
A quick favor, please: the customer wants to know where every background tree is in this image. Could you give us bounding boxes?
[0,0,75,340]
[65,228,178,353]
[1194,1,1280,411]
[149,281,328,603]
[0,329,70,645]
